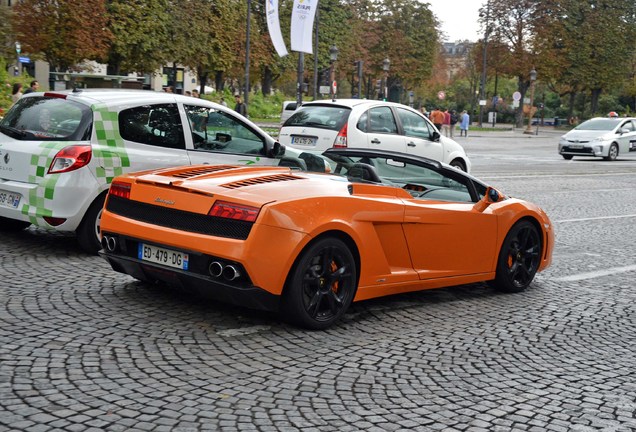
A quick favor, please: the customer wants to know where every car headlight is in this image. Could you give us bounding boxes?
[591,136,607,143]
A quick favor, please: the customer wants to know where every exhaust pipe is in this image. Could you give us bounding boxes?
[222,265,240,281]
[209,261,223,278]
[102,236,117,252]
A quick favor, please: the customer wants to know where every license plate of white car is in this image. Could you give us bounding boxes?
[0,190,21,209]
[291,136,317,146]
[138,243,189,270]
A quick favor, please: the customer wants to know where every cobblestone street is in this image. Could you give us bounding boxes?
[2,131,635,431]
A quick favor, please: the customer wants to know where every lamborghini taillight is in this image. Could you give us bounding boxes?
[109,181,131,199]
[333,122,348,148]
[209,201,260,222]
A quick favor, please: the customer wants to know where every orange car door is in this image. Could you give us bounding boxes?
[401,199,498,280]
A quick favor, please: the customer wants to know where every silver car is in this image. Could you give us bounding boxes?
[558,117,636,161]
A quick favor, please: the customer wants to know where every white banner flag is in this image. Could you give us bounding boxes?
[266,0,288,57]
[290,0,318,54]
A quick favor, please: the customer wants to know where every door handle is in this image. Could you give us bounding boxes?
[407,142,416,147]
[371,139,381,144]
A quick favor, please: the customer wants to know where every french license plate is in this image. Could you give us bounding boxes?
[291,136,317,146]
[630,141,636,151]
[138,243,189,270]
[0,189,21,209]
[569,144,583,149]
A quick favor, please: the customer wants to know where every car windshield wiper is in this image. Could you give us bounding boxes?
[0,124,28,137]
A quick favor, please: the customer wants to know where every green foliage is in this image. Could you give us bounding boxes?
[12,0,112,71]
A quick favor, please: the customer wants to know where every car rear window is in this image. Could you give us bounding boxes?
[0,96,92,141]
[283,105,350,131]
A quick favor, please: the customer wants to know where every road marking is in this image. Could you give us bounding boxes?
[554,265,636,282]
[555,214,636,223]
[479,172,636,180]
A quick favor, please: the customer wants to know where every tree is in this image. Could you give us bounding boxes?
[12,0,112,72]
[481,0,538,127]
[106,0,172,75]
[534,0,636,115]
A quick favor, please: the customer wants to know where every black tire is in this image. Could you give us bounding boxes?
[562,154,573,160]
[450,159,466,172]
[76,194,106,254]
[0,216,31,231]
[281,237,357,330]
[489,220,542,293]
[604,143,618,161]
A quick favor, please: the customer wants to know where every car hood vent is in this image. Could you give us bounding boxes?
[167,165,237,179]
[221,173,304,189]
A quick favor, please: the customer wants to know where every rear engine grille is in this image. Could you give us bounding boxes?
[106,195,253,240]
[166,165,237,179]
[221,173,303,189]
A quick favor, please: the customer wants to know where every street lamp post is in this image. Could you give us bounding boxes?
[15,42,22,76]
[524,68,537,135]
[329,45,338,100]
[382,58,390,101]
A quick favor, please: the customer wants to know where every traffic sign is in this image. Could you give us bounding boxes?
[512,91,521,101]
[332,80,337,94]
[437,91,446,100]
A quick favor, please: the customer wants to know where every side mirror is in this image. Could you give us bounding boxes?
[431,131,441,142]
[473,186,502,212]
[619,127,630,135]
[488,187,500,203]
[268,141,284,158]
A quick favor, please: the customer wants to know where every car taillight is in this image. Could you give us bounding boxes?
[333,122,348,148]
[43,92,68,99]
[208,201,260,222]
[47,145,92,174]
[109,181,131,199]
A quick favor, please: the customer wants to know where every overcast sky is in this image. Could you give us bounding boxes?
[426,0,486,42]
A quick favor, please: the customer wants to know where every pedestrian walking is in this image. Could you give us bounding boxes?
[459,110,470,137]
[442,109,451,137]
[449,109,458,138]
[430,107,444,131]
[23,80,39,94]
[11,83,23,106]
[234,94,246,116]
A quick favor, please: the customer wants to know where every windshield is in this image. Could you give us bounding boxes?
[575,119,618,131]
[283,105,350,131]
[322,151,487,203]
[0,96,92,141]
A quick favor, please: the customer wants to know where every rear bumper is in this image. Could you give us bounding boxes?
[99,244,280,313]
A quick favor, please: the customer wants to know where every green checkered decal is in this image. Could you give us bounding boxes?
[20,142,67,224]
[91,104,131,184]
[20,104,130,227]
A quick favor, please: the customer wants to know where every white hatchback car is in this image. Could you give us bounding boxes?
[278,99,471,172]
[0,89,321,253]
[558,117,636,160]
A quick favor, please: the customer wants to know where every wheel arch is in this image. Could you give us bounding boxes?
[281,229,361,298]
[507,215,546,259]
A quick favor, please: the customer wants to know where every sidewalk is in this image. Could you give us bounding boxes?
[453,123,566,139]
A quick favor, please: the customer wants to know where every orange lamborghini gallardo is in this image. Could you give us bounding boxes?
[100,148,553,329]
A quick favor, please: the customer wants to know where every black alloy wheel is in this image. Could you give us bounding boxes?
[490,220,542,293]
[282,237,357,330]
